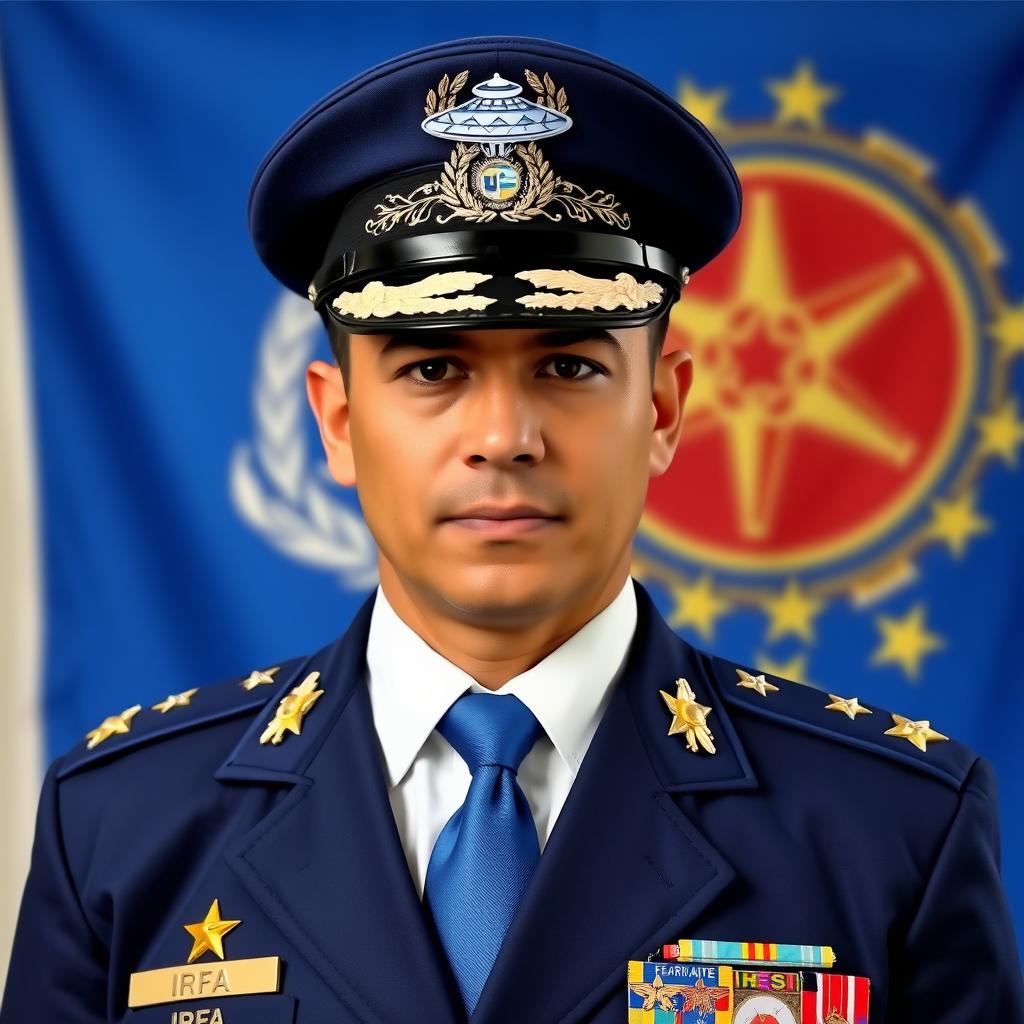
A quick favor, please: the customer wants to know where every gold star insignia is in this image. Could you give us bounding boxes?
[658,677,716,754]
[927,490,990,558]
[260,671,324,745]
[883,713,949,752]
[976,399,1024,466]
[762,580,824,642]
[677,78,731,131]
[183,898,241,964]
[242,665,281,691]
[767,60,840,127]
[871,603,944,680]
[989,300,1024,356]
[824,694,873,720]
[151,688,199,713]
[85,704,142,749]
[667,575,730,640]
[736,667,780,697]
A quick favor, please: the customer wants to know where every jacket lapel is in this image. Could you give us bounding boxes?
[470,579,759,1024]
[216,590,464,1024]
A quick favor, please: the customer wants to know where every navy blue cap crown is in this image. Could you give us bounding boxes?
[249,36,742,332]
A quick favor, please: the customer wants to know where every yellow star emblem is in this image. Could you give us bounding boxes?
[989,301,1024,356]
[677,78,730,131]
[976,399,1024,466]
[151,688,199,714]
[260,671,324,745]
[883,713,949,752]
[756,652,814,689]
[927,491,990,559]
[85,704,142,749]
[183,898,241,963]
[736,668,780,697]
[658,677,716,754]
[762,579,824,642]
[871,603,944,680]
[242,666,281,691]
[767,59,841,127]
[824,694,873,720]
[667,575,730,640]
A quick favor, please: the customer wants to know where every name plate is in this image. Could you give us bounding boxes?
[128,956,281,1008]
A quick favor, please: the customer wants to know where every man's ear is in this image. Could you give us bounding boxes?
[306,359,356,486]
[649,347,693,477]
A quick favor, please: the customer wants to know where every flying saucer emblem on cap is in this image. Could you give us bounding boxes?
[365,69,631,234]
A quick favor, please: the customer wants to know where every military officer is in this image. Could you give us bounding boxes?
[3,34,1022,1024]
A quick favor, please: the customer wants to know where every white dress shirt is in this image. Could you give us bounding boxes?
[365,576,638,899]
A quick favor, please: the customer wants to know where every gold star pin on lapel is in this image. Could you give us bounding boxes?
[883,713,949,752]
[658,677,716,754]
[85,704,142,749]
[183,898,241,963]
[260,671,324,745]
[151,688,199,714]
[242,666,280,691]
[736,668,780,697]
[824,694,873,720]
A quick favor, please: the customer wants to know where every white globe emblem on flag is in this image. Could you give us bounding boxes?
[229,291,378,589]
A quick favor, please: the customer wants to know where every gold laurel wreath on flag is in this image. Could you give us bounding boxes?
[514,269,664,312]
[331,272,497,319]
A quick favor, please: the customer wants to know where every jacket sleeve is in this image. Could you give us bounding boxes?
[887,755,1024,1022]
[0,758,108,1022]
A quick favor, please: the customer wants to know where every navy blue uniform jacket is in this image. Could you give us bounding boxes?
[3,580,1022,1022]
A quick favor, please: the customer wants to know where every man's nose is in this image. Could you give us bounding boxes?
[459,373,545,467]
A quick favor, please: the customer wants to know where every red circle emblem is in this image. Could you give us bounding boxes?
[645,161,974,575]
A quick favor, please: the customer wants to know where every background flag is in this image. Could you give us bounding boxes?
[1,0,1021,977]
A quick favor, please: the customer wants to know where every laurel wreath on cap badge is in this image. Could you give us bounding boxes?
[365,69,631,235]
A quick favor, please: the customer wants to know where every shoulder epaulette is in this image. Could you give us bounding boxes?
[55,657,308,781]
[709,651,977,791]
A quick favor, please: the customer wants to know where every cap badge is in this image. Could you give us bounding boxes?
[365,69,631,235]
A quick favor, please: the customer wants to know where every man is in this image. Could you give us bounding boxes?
[2,34,1021,1024]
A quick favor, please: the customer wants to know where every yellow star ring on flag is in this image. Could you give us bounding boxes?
[658,677,716,754]
[183,898,241,964]
[259,671,324,745]
[883,712,949,752]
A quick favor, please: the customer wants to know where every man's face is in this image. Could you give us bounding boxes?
[306,324,691,626]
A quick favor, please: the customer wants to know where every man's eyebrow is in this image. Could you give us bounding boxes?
[377,328,623,357]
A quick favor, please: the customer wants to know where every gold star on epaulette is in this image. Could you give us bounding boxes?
[658,677,716,754]
[85,704,142,749]
[151,688,199,713]
[260,671,324,745]
[883,713,949,752]
[824,694,873,720]
[183,898,241,964]
[736,668,780,697]
[242,666,281,691]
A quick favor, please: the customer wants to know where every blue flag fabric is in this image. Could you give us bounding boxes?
[2,0,1022,950]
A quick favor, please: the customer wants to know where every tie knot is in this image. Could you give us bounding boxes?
[435,693,541,775]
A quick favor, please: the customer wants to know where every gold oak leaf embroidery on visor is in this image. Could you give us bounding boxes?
[364,70,631,235]
[331,272,498,319]
[514,269,665,312]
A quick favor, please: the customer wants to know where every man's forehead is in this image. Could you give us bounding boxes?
[370,326,630,357]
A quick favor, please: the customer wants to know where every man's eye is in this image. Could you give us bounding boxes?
[402,355,603,386]
[404,358,463,386]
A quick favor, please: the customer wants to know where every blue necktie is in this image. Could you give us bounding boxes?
[423,693,543,1015]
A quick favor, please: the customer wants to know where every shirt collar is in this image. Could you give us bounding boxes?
[366,577,638,788]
